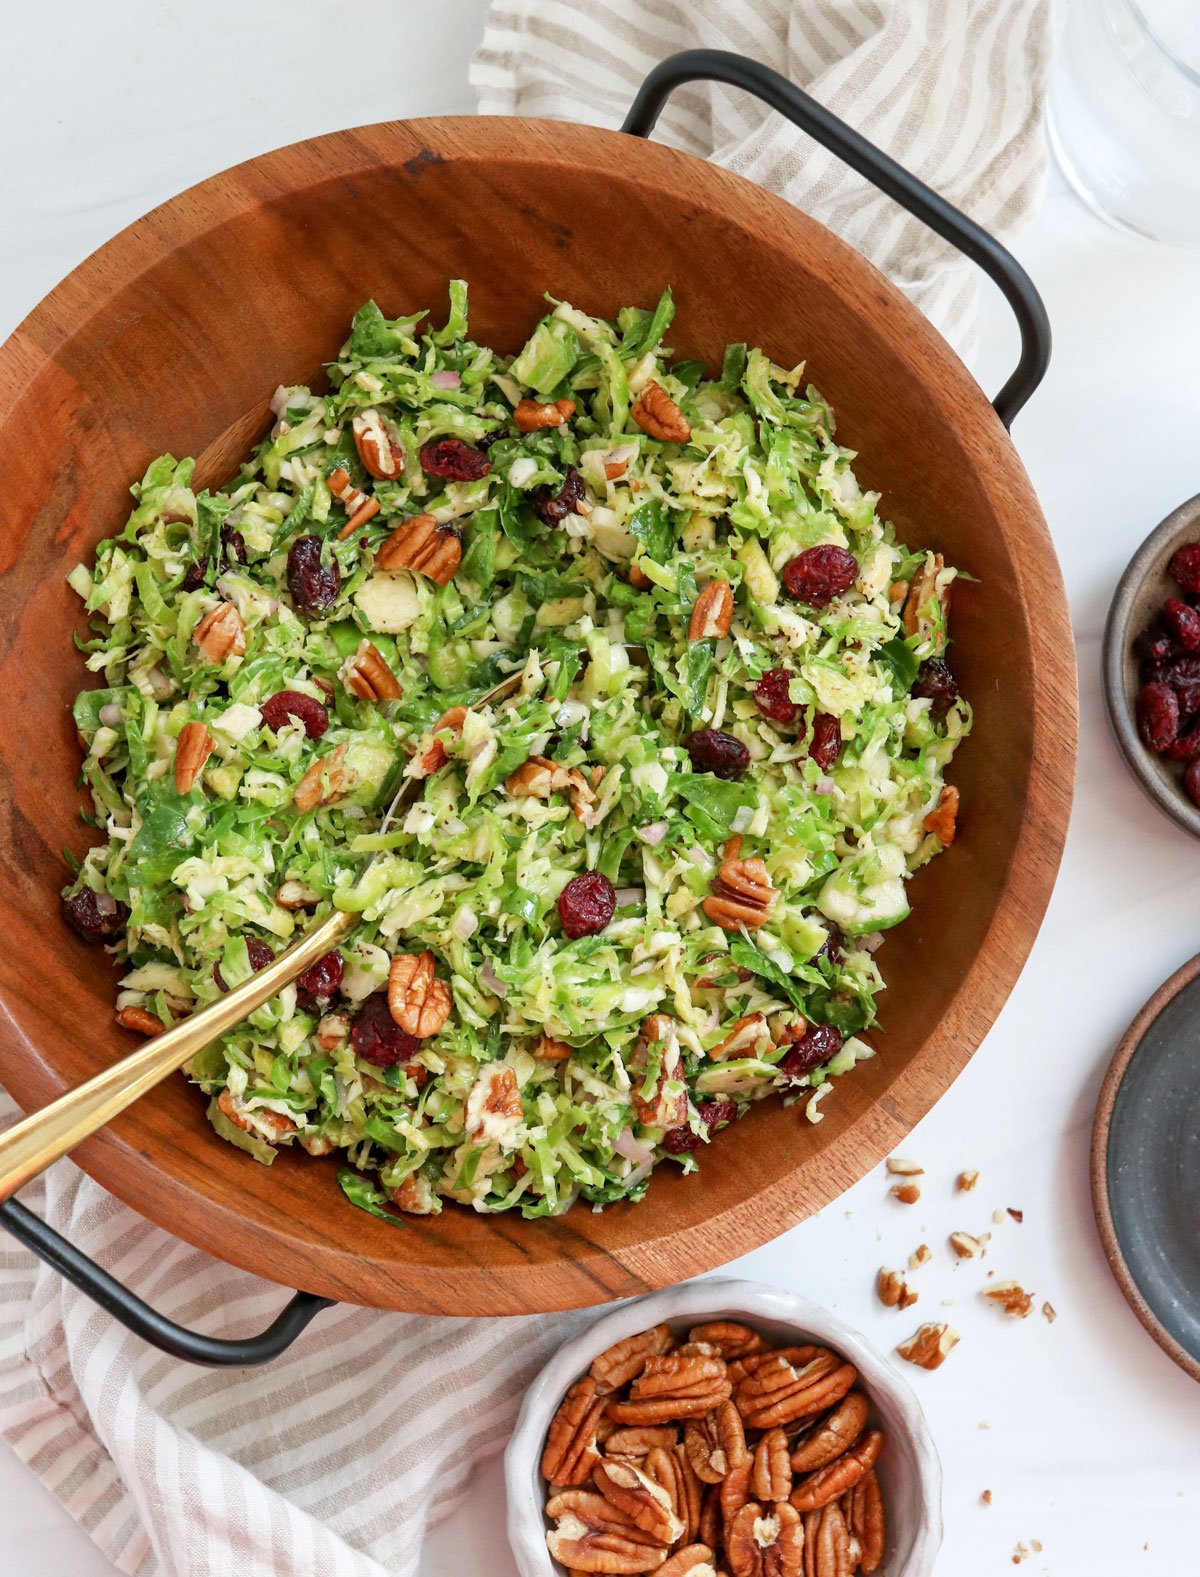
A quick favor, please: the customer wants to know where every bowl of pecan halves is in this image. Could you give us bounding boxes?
[505,1278,941,1577]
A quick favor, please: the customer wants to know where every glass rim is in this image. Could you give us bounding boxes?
[1125,0,1200,89]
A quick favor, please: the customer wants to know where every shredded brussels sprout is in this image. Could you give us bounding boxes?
[63,283,970,1222]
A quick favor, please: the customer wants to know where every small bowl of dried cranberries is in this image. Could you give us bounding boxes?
[1105,492,1200,836]
[504,1278,942,1577]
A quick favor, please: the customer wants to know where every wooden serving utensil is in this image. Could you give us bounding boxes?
[0,667,526,1202]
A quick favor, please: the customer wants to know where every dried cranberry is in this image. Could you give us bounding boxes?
[532,467,586,526]
[418,437,491,481]
[1168,543,1200,596]
[755,668,800,725]
[1168,726,1200,762]
[214,937,275,992]
[686,728,750,781]
[558,871,616,939]
[808,713,842,771]
[287,534,340,616]
[911,658,960,715]
[259,690,329,739]
[782,545,858,607]
[1185,759,1200,807]
[1167,655,1200,687]
[1165,598,1200,651]
[662,1098,738,1154]
[1137,682,1180,753]
[1134,628,1175,668]
[182,558,208,591]
[220,524,247,565]
[296,949,344,1012]
[778,1023,843,1081]
[61,887,127,941]
[815,924,845,963]
[350,991,421,1068]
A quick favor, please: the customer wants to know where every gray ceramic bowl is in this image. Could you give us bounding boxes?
[1103,491,1200,837]
[504,1278,943,1577]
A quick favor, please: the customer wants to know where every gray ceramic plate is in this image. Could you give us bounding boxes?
[1103,491,1200,839]
[1093,952,1200,1382]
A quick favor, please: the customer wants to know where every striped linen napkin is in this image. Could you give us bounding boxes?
[472,0,1052,355]
[0,5,1049,1573]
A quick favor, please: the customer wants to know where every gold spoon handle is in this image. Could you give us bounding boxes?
[0,906,355,1203]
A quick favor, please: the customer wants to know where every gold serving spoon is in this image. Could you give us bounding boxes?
[0,667,528,1202]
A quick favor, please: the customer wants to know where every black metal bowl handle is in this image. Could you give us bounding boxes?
[621,49,1051,429]
[0,1197,332,1365]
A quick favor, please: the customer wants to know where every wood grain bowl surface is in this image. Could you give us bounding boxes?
[0,117,1077,1314]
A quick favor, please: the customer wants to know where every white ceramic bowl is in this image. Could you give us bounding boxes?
[505,1278,942,1577]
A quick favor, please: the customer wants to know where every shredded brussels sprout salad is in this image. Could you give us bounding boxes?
[63,282,970,1222]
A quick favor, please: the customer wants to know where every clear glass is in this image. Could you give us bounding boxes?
[1047,0,1200,244]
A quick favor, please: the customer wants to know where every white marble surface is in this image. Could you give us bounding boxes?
[3,3,1200,1573]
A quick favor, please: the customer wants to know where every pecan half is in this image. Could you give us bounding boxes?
[719,1458,753,1527]
[595,1459,685,1546]
[465,1063,523,1138]
[752,1428,792,1503]
[841,1467,885,1575]
[514,396,576,432]
[542,1376,607,1486]
[606,1426,679,1460]
[633,380,691,444]
[607,1355,732,1425]
[276,879,320,910]
[800,1501,853,1577]
[391,1172,437,1215]
[902,551,950,649]
[689,1322,767,1361]
[982,1282,1034,1318]
[545,1489,670,1574]
[896,1322,959,1370]
[684,1402,749,1483]
[591,1324,676,1395]
[387,951,452,1038]
[293,742,350,812]
[698,1483,723,1550]
[329,466,380,539]
[631,1014,688,1130]
[375,512,461,584]
[351,408,405,480]
[923,784,959,845]
[534,1033,573,1062]
[789,1392,869,1475]
[414,704,467,777]
[727,1347,817,1387]
[174,721,214,794]
[194,602,246,664]
[657,1548,720,1577]
[689,580,733,641]
[507,755,572,798]
[343,639,402,701]
[734,1352,856,1430]
[703,856,776,932]
[116,1006,165,1036]
[216,1088,296,1142]
[642,1446,701,1544]
[790,1432,882,1514]
[726,1500,803,1577]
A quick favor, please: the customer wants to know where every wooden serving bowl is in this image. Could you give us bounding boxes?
[0,116,1076,1315]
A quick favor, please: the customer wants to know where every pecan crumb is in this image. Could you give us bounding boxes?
[957,1169,980,1191]
[891,1182,921,1205]
[993,1208,1007,1224]
[981,1490,993,1506]
[896,1322,959,1370]
[983,1282,1034,1318]
[877,1267,918,1309]
[885,1156,924,1176]
[1007,1207,1024,1224]
[909,1243,932,1269]
[1042,1300,1057,1324]
[949,1231,981,1260]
